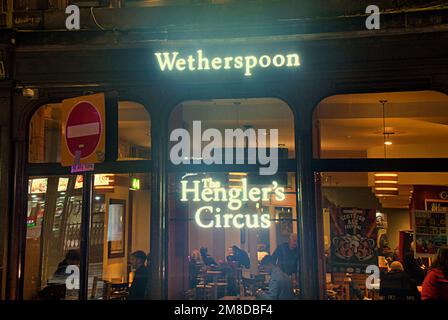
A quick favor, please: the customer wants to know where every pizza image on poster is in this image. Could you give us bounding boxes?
[330,207,378,274]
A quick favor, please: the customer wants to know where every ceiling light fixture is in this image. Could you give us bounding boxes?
[380,100,393,150]
[375,100,399,198]
[384,136,393,146]
[374,172,399,197]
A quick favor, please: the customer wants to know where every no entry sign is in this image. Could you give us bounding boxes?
[61,93,106,167]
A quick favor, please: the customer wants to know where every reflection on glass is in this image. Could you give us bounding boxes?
[168,172,298,299]
[24,176,82,300]
[28,101,151,163]
[169,98,295,159]
[118,102,151,160]
[317,172,448,300]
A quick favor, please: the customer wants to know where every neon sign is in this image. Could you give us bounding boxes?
[181,177,285,229]
[155,50,301,77]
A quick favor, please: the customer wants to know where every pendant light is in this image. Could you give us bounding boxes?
[375,100,399,197]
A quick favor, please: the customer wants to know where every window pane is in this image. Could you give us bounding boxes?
[169,98,295,160]
[29,101,151,163]
[88,173,151,300]
[118,102,151,160]
[168,171,298,300]
[315,172,448,300]
[24,175,83,300]
[314,91,448,158]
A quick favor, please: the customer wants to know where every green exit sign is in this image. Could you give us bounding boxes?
[130,178,141,190]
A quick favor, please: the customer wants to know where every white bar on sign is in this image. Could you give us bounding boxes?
[67,122,100,138]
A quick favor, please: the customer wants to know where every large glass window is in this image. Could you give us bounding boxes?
[168,171,298,299]
[314,91,448,159]
[23,173,152,300]
[167,98,298,300]
[25,100,152,300]
[316,171,448,300]
[170,98,295,159]
[29,101,151,163]
[87,173,151,300]
[24,175,83,300]
[313,90,448,300]
[118,102,151,160]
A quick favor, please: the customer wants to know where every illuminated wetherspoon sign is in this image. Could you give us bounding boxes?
[181,177,285,229]
[155,50,301,77]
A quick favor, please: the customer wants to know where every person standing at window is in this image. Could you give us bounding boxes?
[272,233,299,276]
[422,247,448,300]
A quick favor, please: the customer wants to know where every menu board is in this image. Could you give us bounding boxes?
[413,209,448,257]
[425,199,448,213]
[57,177,69,192]
[330,207,378,274]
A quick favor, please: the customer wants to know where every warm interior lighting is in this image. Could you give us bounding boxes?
[375,180,398,184]
[384,140,393,146]
[374,172,399,196]
[375,187,399,191]
[374,173,398,178]
[229,172,247,176]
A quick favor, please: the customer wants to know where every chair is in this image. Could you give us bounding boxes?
[195,284,214,300]
[105,282,129,300]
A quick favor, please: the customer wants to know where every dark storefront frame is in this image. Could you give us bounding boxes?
[5,27,448,300]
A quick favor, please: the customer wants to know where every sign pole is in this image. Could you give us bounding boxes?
[79,171,93,300]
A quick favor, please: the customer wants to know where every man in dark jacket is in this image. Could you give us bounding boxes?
[403,241,425,286]
[231,245,250,269]
[128,251,148,300]
[272,233,299,276]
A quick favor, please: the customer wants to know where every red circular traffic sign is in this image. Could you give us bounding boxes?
[65,101,102,159]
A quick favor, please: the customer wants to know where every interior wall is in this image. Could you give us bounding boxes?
[102,179,130,282]
[384,208,410,251]
[322,187,380,209]
[131,189,151,255]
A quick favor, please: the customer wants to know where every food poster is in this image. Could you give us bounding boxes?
[330,207,378,273]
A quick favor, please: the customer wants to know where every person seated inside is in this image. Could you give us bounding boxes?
[128,250,149,300]
[257,255,295,300]
[403,241,426,286]
[380,261,420,300]
[200,247,217,267]
[422,246,448,300]
[226,247,236,263]
[40,249,81,300]
[51,249,81,284]
[189,249,202,288]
